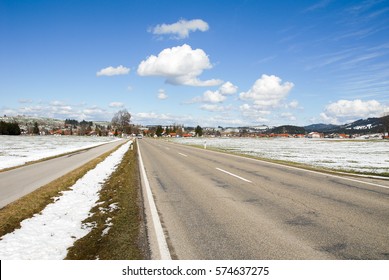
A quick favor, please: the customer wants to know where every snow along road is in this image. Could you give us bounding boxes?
[0,141,131,259]
[138,138,389,260]
[0,139,127,208]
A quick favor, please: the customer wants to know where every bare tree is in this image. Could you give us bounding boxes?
[111,109,131,134]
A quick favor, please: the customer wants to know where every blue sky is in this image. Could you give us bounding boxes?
[1,0,389,127]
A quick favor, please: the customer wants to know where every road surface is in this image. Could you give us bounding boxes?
[0,139,127,208]
[138,138,389,260]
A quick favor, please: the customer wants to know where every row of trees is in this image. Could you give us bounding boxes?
[0,121,21,135]
[110,109,205,137]
[145,124,203,137]
[65,119,94,128]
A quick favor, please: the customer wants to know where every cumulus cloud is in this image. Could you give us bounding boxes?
[190,81,238,104]
[109,102,124,108]
[320,99,388,124]
[202,90,226,103]
[240,74,294,108]
[219,81,238,95]
[137,44,222,86]
[96,65,130,76]
[149,19,209,39]
[157,89,168,100]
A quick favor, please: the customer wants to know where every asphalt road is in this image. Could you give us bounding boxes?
[138,138,389,260]
[0,139,127,208]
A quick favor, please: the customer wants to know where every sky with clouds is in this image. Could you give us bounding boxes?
[1,0,389,127]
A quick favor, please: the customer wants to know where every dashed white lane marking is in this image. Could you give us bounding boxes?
[178,153,188,157]
[137,143,171,260]
[216,167,252,183]
[199,145,389,190]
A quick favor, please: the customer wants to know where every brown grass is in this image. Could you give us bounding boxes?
[65,141,149,259]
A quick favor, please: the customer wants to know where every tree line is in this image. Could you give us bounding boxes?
[0,121,21,135]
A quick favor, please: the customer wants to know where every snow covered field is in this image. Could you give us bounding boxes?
[172,137,389,175]
[0,140,131,260]
[0,135,120,170]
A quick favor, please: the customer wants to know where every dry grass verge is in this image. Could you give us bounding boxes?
[66,141,148,260]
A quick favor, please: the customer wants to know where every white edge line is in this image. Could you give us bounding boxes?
[137,143,171,260]
[170,140,389,190]
[216,167,252,183]
[238,155,389,190]
[209,148,389,190]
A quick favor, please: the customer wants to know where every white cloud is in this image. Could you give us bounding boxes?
[2,101,112,121]
[303,0,332,13]
[200,104,230,112]
[96,65,130,76]
[320,99,388,124]
[133,112,194,125]
[109,102,124,108]
[137,44,222,86]
[288,100,300,109]
[157,89,168,100]
[19,105,44,115]
[239,103,251,111]
[202,90,226,103]
[190,81,238,104]
[240,74,294,108]
[149,19,209,39]
[280,112,297,121]
[219,81,238,95]
[18,99,33,104]
[239,103,271,123]
[50,100,67,106]
[82,106,106,115]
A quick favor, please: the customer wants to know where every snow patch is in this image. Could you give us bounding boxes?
[173,138,389,174]
[0,141,131,260]
[0,135,120,170]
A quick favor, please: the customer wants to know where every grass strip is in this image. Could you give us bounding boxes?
[65,140,148,260]
[0,144,123,238]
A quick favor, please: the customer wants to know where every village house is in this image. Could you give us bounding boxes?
[307,132,323,138]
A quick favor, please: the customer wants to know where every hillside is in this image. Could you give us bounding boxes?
[1,114,388,136]
[304,123,340,133]
[0,115,64,128]
[270,125,305,134]
[305,117,386,134]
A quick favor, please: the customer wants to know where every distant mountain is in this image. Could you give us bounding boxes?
[343,118,381,131]
[305,117,385,134]
[304,123,340,133]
